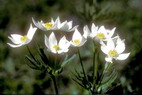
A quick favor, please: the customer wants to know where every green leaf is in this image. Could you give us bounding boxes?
[38,48,49,65]
[98,69,118,93]
[38,49,50,68]
[61,54,76,67]
[27,47,36,61]
[104,62,113,73]
[72,78,85,88]
[25,55,41,70]
[55,68,63,75]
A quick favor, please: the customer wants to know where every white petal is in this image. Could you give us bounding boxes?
[116,36,125,45]
[44,35,50,49]
[62,48,69,53]
[56,17,62,28]
[52,17,60,29]
[91,23,98,33]
[32,18,47,31]
[67,21,72,29]
[49,32,57,47]
[58,20,67,29]
[72,29,82,41]
[78,37,87,47]
[57,50,63,54]
[59,36,70,50]
[59,21,78,32]
[59,36,66,47]
[59,21,69,31]
[10,34,23,44]
[24,38,31,44]
[107,27,116,38]
[51,18,55,24]
[8,36,21,44]
[115,38,125,54]
[68,25,79,32]
[105,57,113,63]
[57,49,68,54]
[106,39,115,50]
[116,53,130,60]
[59,17,78,31]
[70,41,75,47]
[7,43,23,48]
[51,49,57,54]
[27,24,37,40]
[98,26,105,33]
[101,42,109,54]
[90,24,98,38]
[83,25,90,39]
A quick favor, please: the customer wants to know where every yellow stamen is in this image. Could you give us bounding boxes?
[20,36,28,43]
[53,45,60,51]
[96,33,105,39]
[74,40,80,46]
[108,50,118,57]
[45,22,53,29]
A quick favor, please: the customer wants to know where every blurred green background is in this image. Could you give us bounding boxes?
[0,0,142,94]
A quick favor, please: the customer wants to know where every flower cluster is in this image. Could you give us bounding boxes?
[32,17,78,32]
[8,17,130,63]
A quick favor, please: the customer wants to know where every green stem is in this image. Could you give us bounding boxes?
[51,75,59,95]
[92,41,99,92]
[77,48,87,80]
[97,62,112,92]
[92,47,95,79]
[94,50,98,82]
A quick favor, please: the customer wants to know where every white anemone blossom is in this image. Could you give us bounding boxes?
[32,17,78,32]
[83,23,98,39]
[7,24,37,48]
[83,24,116,40]
[101,37,130,63]
[70,29,87,47]
[45,32,70,54]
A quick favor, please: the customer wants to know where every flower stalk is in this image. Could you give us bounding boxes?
[51,75,59,95]
[92,41,99,92]
[77,48,87,80]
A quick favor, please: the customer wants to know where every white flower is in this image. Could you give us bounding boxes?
[60,20,78,32]
[7,24,37,48]
[70,29,87,47]
[84,23,115,40]
[83,23,98,39]
[32,17,78,32]
[95,26,115,40]
[83,25,91,39]
[101,37,130,63]
[45,32,70,54]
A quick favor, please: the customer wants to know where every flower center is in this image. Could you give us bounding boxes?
[45,22,53,29]
[20,36,28,43]
[96,33,105,39]
[108,50,118,57]
[53,45,60,51]
[73,39,80,46]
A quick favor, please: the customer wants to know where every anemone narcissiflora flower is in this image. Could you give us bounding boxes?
[100,37,130,63]
[45,32,70,54]
[83,24,115,40]
[70,29,87,47]
[32,17,78,32]
[7,24,37,48]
